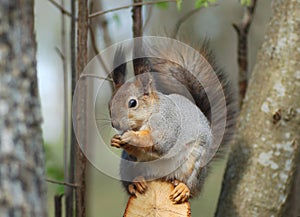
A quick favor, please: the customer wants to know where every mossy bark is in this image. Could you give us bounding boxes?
[216,0,300,216]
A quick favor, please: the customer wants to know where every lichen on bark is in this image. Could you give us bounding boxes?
[216,0,300,216]
[0,0,47,216]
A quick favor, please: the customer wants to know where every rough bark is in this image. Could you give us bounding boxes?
[216,1,300,216]
[0,0,47,216]
[75,0,88,216]
[132,0,143,38]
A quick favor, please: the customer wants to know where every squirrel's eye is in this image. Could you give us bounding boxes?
[128,99,137,108]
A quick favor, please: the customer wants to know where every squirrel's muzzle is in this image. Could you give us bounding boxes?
[111,120,120,130]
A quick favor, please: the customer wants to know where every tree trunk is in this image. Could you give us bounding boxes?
[216,1,300,216]
[0,0,47,216]
[75,0,88,216]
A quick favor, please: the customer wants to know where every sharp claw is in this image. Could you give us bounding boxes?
[132,176,147,194]
[170,182,190,203]
[111,143,120,148]
[128,184,136,196]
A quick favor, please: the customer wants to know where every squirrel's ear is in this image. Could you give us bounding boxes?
[138,73,154,96]
[112,47,126,90]
[133,57,151,75]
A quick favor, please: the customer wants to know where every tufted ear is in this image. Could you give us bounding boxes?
[137,73,155,96]
[112,47,126,90]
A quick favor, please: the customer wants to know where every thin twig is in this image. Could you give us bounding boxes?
[233,0,258,106]
[80,73,113,82]
[88,24,110,74]
[97,1,112,47]
[173,8,200,37]
[48,0,72,17]
[55,47,65,60]
[89,0,178,19]
[172,3,218,37]
[46,178,79,188]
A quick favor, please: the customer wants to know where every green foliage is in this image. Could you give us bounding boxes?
[112,14,121,27]
[155,2,169,9]
[195,0,217,9]
[44,143,65,195]
[240,0,251,6]
[176,0,183,10]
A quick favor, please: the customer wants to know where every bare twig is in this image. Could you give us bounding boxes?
[172,8,200,38]
[172,3,219,37]
[132,0,143,37]
[80,73,113,82]
[88,24,110,74]
[46,178,79,188]
[89,0,178,19]
[48,0,72,17]
[54,47,64,60]
[233,0,258,106]
[90,0,112,48]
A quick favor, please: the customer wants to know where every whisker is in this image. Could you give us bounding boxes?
[95,110,109,117]
[96,118,110,122]
[96,122,113,130]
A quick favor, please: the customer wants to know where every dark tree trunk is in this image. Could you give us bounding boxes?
[0,0,47,216]
[75,0,88,216]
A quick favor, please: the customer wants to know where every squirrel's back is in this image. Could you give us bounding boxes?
[137,39,237,155]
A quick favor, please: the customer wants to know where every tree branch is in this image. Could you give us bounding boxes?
[88,24,110,74]
[48,0,72,17]
[46,178,79,188]
[89,0,177,19]
[233,0,257,106]
[172,3,218,37]
[172,8,200,38]
[132,0,143,37]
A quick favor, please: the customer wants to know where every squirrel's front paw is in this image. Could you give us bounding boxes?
[170,180,190,203]
[128,176,148,196]
[111,134,124,148]
[121,130,152,147]
[121,131,141,147]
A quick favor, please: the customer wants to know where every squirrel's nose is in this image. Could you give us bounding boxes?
[111,120,120,130]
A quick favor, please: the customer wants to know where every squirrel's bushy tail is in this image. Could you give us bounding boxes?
[112,37,238,157]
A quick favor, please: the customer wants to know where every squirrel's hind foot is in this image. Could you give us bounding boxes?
[170,180,190,203]
[128,176,148,196]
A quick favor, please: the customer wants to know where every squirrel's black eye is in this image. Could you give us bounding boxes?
[128,99,137,108]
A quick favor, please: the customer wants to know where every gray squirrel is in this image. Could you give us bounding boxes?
[109,39,237,203]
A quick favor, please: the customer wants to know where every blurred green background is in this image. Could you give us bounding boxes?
[35,0,272,216]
